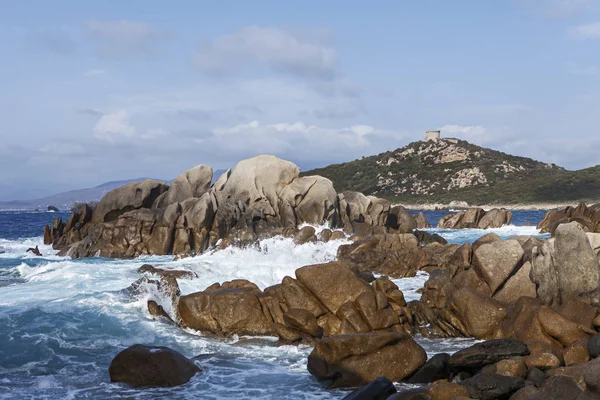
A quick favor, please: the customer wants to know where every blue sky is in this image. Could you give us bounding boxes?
[1,0,600,200]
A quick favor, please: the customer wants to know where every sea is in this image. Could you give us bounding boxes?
[0,209,549,399]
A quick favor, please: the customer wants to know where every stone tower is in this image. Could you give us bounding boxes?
[425,130,441,141]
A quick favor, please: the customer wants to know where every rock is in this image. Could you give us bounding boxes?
[137,264,198,280]
[178,286,273,336]
[280,175,340,226]
[482,357,527,378]
[47,205,59,212]
[449,339,530,371]
[472,239,524,294]
[307,332,427,388]
[459,374,525,400]
[532,222,600,308]
[448,288,507,339]
[386,206,417,233]
[588,334,600,358]
[415,212,431,229]
[342,376,397,400]
[557,300,598,331]
[524,353,562,371]
[147,300,172,321]
[330,230,347,241]
[294,226,317,245]
[478,209,512,229]
[387,390,432,400]
[583,358,600,395]
[528,375,583,400]
[25,246,42,256]
[508,386,539,400]
[319,229,333,242]
[526,367,548,388]
[295,262,372,314]
[108,344,201,387]
[427,381,471,400]
[537,203,600,235]
[405,353,451,384]
[472,233,502,251]
[92,179,169,224]
[437,208,511,229]
[563,339,590,366]
[284,308,320,337]
[339,191,390,233]
[153,165,212,209]
[493,261,536,304]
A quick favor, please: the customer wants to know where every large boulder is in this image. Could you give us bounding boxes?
[472,239,524,295]
[307,332,427,388]
[295,262,372,314]
[280,175,339,226]
[532,222,600,307]
[177,286,273,335]
[386,206,417,233]
[154,165,212,209]
[108,344,201,387]
[92,179,169,224]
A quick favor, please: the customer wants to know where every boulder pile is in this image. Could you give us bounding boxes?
[437,207,512,229]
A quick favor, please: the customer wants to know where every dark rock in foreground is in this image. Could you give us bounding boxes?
[307,332,427,388]
[449,338,530,371]
[342,376,397,400]
[109,344,201,387]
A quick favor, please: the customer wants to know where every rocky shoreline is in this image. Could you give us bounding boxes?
[39,156,600,398]
[396,201,595,211]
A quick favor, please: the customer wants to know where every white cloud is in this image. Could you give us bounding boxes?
[193,26,338,80]
[571,22,600,39]
[93,110,136,142]
[439,124,519,148]
[84,69,107,77]
[86,20,168,58]
[205,120,406,163]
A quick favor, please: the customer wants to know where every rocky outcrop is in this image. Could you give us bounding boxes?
[46,155,400,259]
[437,207,512,229]
[307,332,427,388]
[137,260,417,345]
[537,202,600,236]
[108,344,201,387]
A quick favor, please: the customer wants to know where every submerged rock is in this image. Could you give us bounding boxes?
[108,344,201,387]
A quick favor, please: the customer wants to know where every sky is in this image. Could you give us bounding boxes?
[1,0,600,200]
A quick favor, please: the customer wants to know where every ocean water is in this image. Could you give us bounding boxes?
[0,210,549,399]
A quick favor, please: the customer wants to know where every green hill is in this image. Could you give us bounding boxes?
[304,138,600,205]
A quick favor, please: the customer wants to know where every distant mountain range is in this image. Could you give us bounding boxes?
[0,169,228,211]
[304,138,600,205]
[0,178,159,211]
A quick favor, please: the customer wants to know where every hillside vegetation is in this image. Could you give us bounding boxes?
[304,138,600,205]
